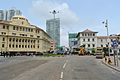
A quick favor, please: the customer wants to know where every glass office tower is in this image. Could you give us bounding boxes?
[46,18,60,48]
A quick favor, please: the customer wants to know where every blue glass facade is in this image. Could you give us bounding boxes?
[68,33,77,48]
[46,18,60,48]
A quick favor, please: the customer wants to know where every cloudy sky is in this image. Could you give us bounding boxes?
[1,0,120,46]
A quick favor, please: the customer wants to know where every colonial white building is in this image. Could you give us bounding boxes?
[77,29,117,53]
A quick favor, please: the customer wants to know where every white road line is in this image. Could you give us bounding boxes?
[63,63,66,69]
[60,60,68,80]
[63,60,68,69]
[60,72,64,79]
[66,60,68,63]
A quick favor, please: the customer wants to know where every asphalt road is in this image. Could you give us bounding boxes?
[64,56,120,80]
[0,56,120,80]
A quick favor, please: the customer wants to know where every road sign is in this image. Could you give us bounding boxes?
[111,39,118,49]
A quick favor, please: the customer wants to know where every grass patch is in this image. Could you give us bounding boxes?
[43,53,64,57]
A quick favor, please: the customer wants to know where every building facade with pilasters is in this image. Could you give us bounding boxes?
[0,15,52,55]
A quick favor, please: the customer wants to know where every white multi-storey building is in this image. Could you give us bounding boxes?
[77,29,98,51]
[77,29,117,53]
[97,36,112,47]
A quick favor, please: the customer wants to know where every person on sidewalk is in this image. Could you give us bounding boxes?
[108,57,112,64]
[105,56,107,62]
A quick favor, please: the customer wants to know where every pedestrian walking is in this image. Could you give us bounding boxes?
[105,56,107,62]
[108,57,112,64]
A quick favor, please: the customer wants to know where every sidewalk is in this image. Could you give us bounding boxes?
[0,56,11,62]
[102,56,120,72]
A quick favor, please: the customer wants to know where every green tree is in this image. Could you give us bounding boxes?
[92,48,95,53]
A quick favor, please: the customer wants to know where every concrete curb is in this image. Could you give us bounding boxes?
[101,61,120,72]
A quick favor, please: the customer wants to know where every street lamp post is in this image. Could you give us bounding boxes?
[116,37,119,66]
[103,20,111,60]
[50,10,59,49]
[50,10,59,20]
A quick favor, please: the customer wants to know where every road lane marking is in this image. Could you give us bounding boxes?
[60,60,68,80]
[63,60,68,69]
[63,63,66,69]
[60,72,64,79]
[66,60,68,62]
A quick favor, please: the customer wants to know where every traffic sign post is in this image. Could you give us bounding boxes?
[116,49,119,66]
[111,39,119,66]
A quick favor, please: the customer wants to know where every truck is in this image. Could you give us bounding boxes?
[95,47,104,59]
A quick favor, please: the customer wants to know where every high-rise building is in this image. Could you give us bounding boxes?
[8,9,16,20]
[0,10,4,20]
[0,8,22,21]
[8,9,22,20]
[15,10,22,15]
[46,18,60,48]
[68,33,77,49]
[4,10,8,20]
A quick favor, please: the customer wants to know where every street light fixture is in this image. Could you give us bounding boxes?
[102,20,111,58]
[50,10,59,19]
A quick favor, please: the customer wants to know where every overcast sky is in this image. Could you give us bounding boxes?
[1,0,120,46]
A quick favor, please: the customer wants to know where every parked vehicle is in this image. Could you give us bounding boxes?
[96,53,104,59]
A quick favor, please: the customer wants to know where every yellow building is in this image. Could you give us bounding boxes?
[0,15,52,55]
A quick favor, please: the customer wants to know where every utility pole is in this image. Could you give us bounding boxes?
[116,37,119,66]
[103,20,111,63]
